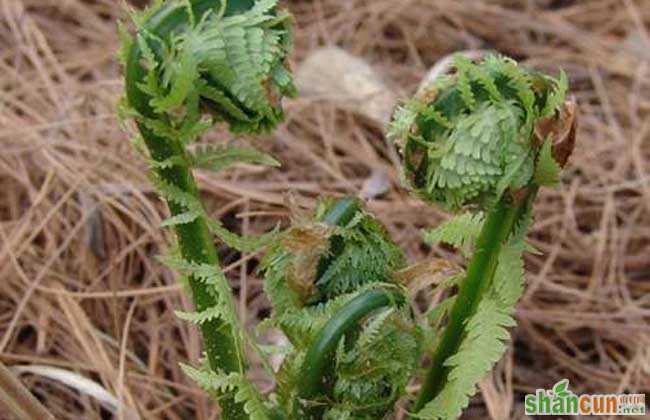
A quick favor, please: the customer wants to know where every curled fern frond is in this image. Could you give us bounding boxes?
[390,54,575,212]
[260,198,420,419]
[403,55,578,416]
[119,2,297,418]
[262,197,406,308]
[124,0,295,135]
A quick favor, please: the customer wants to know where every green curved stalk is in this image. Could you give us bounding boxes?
[299,289,404,406]
[124,2,252,418]
[413,193,532,411]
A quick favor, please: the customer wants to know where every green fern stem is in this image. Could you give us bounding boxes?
[413,191,534,412]
[125,2,252,418]
[298,288,405,414]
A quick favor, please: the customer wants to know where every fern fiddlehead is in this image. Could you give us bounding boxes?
[261,197,421,419]
[120,0,294,418]
[390,54,576,418]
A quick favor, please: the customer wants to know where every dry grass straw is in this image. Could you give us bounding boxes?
[1,0,649,418]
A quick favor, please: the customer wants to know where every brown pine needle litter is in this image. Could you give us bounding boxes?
[1,0,649,419]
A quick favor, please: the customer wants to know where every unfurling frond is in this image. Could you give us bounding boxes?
[403,55,577,413]
[119,1,297,418]
[261,198,405,307]
[260,198,420,418]
[124,0,295,137]
[390,54,571,212]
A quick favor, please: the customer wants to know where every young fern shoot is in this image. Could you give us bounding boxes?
[260,197,421,419]
[389,54,576,418]
[118,1,577,416]
[119,0,295,418]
